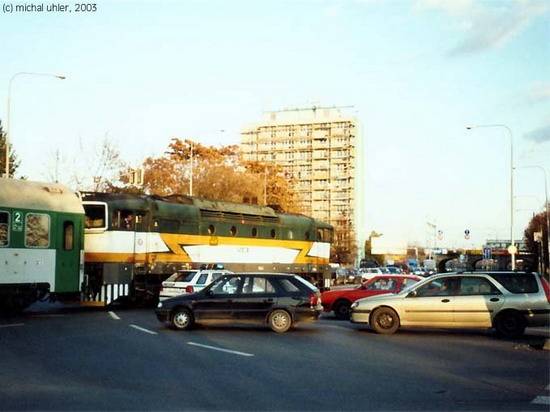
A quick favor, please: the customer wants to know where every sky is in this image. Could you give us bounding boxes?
[1,0,549,253]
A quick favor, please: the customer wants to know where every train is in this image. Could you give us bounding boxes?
[0,178,333,311]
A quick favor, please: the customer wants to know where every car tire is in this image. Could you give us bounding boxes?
[494,311,525,338]
[171,307,194,330]
[334,300,352,320]
[269,309,292,333]
[371,307,400,334]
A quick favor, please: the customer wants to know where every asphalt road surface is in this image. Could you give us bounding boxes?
[1,304,549,411]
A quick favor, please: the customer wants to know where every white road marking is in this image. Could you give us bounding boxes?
[0,323,24,328]
[108,311,120,320]
[531,396,550,405]
[129,324,158,335]
[187,341,254,357]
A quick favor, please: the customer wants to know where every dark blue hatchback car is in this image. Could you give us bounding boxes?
[156,273,323,333]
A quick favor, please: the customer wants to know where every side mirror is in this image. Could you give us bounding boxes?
[407,290,417,298]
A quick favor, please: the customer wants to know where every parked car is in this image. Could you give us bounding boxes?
[322,275,422,319]
[350,271,550,337]
[358,267,390,280]
[159,269,233,300]
[156,273,323,333]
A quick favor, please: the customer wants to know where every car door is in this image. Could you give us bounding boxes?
[232,276,278,322]
[193,276,243,321]
[452,276,504,327]
[401,277,460,326]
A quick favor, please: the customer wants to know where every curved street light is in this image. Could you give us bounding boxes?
[4,72,66,177]
[466,124,516,269]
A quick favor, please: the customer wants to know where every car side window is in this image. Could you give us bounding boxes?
[278,278,301,293]
[196,273,208,285]
[367,278,396,291]
[210,276,242,295]
[459,277,501,296]
[242,277,276,294]
[416,277,459,297]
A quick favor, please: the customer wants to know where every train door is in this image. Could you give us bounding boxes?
[55,213,82,293]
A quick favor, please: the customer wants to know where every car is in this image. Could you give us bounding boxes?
[321,275,422,319]
[155,273,323,333]
[159,268,233,300]
[358,267,390,280]
[350,271,550,337]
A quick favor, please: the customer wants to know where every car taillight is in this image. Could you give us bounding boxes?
[539,275,550,303]
[185,285,194,294]
[309,293,319,306]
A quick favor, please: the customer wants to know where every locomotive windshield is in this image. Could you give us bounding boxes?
[84,203,107,230]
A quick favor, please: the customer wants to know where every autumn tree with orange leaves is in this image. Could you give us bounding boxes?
[127,138,301,213]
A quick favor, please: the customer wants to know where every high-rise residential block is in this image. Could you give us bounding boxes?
[240,106,363,262]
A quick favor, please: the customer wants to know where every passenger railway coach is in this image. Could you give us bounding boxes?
[0,178,84,311]
[82,192,333,304]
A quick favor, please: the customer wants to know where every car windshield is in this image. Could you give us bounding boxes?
[164,271,197,283]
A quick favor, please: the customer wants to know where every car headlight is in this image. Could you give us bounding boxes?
[350,302,359,310]
[157,302,163,308]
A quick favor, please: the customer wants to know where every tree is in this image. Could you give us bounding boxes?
[0,120,21,178]
[330,212,357,265]
[138,138,300,212]
[524,210,549,275]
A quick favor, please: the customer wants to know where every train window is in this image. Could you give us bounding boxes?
[208,224,216,235]
[288,230,294,240]
[83,203,107,230]
[270,229,276,238]
[63,221,74,250]
[305,231,310,240]
[0,211,9,247]
[251,227,258,237]
[230,226,237,236]
[25,213,50,248]
[112,210,135,230]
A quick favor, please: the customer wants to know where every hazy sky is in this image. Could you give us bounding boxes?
[1,0,549,252]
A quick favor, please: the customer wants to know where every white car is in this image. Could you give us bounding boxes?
[160,269,233,300]
[359,267,389,280]
[350,271,550,338]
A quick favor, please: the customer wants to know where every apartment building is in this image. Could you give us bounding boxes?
[240,106,363,261]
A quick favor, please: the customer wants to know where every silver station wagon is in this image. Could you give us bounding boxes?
[350,271,550,338]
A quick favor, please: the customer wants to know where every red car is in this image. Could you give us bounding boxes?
[322,275,422,319]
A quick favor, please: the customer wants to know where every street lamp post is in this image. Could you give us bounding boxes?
[5,72,66,177]
[467,124,516,270]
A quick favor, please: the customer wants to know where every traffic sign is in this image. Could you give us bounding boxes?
[483,247,492,259]
[464,229,470,240]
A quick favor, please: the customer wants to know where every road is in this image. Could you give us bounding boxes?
[0,304,549,411]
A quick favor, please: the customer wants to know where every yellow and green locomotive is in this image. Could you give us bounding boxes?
[0,178,85,311]
[82,192,333,304]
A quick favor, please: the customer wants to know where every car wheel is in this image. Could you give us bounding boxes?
[269,309,292,333]
[371,307,400,334]
[494,311,525,338]
[334,300,351,320]
[171,308,194,330]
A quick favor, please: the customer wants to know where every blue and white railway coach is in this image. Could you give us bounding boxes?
[82,192,333,304]
[0,178,85,311]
